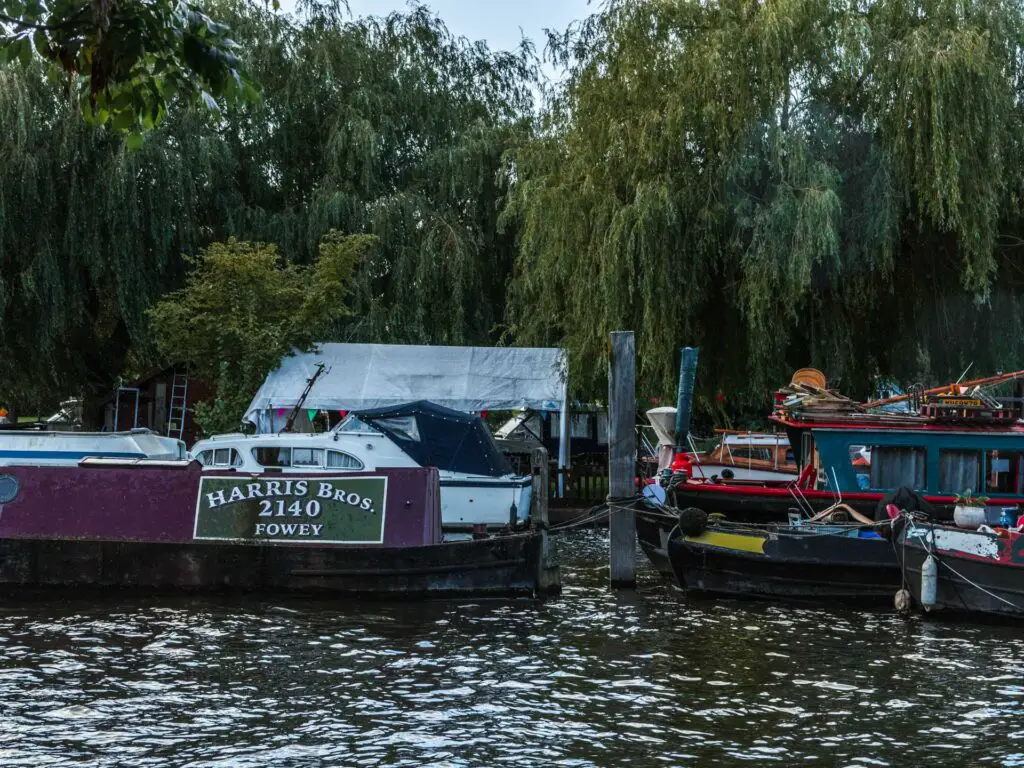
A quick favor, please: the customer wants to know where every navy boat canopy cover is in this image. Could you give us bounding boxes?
[353,401,515,478]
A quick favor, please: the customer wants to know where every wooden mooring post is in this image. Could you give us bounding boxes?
[608,331,637,587]
[531,445,560,593]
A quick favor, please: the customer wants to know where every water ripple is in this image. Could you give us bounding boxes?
[0,531,1021,765]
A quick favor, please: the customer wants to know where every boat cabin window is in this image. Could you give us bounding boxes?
[851,445,926,491]
[728,446,772,462]
[848,445,871,489]
[197,448,243,468]
[373,416,420,442]
[571,414,592,440]
[247,446,364,470]
[292,448,324,467]
[986,450,1024,494]
[337,416,371,433]
[939,449,981,494]
[252,447,291,467]
[327,450,363,469]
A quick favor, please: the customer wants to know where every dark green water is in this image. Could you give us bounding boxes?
[1,531,1022,766]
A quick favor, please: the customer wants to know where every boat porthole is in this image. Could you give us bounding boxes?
[0,475,19,504]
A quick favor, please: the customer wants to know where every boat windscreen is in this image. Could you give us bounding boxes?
[353,401,514,477]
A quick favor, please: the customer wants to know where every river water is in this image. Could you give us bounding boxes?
[0,531,1022,766]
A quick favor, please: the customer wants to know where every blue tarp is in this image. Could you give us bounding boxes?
[353,401,514,478]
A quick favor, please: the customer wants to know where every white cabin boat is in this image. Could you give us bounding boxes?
[690,432,795,482]
[645,407,795,482]
[0,428,187,466]
[192,401,532,532]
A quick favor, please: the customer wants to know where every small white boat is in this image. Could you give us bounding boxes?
[645,407,795,482]
[0,428,188,466]
[192,401,532,532]
[690,432,795,482]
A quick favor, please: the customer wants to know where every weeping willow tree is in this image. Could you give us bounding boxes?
[505,0,1024,410]
[227,2,537,346]
[0,1,536,412]
[7,0,1022,421]
[0,67,229,410]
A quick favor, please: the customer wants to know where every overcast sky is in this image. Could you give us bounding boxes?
[277,0,594,76]
[344,0,591,54]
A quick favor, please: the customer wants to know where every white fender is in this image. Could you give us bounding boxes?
[921,554,938,610]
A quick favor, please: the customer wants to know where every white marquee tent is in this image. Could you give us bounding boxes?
[243,343,571,488]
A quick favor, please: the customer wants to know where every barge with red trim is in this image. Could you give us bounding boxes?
[641,370,1024,575]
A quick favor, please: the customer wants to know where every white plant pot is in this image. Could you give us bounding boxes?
[953,505,987,530]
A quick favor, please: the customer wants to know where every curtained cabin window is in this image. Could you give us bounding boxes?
[939,450,981,494]
[868,446,927,491]
[327,450,364,470]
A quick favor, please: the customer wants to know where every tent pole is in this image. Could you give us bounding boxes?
[558,376,570,498]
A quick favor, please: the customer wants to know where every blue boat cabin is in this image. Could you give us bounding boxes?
[801,427,1024,498]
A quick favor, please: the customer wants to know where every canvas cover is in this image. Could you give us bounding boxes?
[352,401,514,477]
[245,343,567,433]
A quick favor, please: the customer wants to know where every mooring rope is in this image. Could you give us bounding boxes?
[551,507,611,532]
[547,494,643,533]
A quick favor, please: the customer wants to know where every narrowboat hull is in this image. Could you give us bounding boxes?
[0,464,560,598]
[637,482,960,574]
[0,532,555,597]
[637,504,678,575]
[898,524,1024,619]
[668,525,900,602]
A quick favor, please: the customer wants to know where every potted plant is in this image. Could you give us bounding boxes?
[953,489,990,530]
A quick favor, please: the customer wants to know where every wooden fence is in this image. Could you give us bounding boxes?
[501,436,658,508]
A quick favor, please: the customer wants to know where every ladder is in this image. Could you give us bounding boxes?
[166,373,189,439]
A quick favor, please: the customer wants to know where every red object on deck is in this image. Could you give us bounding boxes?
[670,452,692,474]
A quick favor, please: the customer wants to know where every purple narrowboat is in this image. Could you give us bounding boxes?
[0,461,559,597]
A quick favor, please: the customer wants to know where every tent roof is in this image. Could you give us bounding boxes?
[244,343,567,427]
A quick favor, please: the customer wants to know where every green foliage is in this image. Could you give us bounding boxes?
[7,0,1024,427]
[954,489,990,507]
[148,234,372,434]
[506,0,1024,410]
[0,3,532,414]
[0,64,220,411]
[0,0,256,133]
[231,3,536,344]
